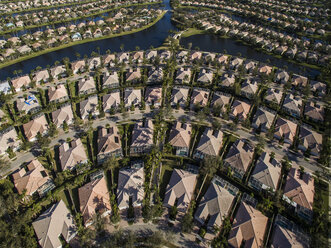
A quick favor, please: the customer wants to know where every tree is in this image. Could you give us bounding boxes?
[169,204,177,220]
[0,156,10,173]
[181,201,195,233]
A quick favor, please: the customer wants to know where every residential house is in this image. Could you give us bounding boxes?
[230,100,251,121]
[117,165,144,210]
[275,70,290,84]
[145,50,158,61]
[224,139,254,179]
[23,115,48,141]
[97,126,122,163]
[304,101,324,122]
[189,51,202,61]
[117,52,130,64]
[163,169,197,214]
[130,119,154,155]
[241,79,258,99]
[310,81,326,96]
[292,74,308,87]
[33,70,50,84]
[170,86,189,108]
[102,90,121,113]
[124,88,141,108]
[51,104,74,128]
[147,67,163,83]
[132,51,144,63]
[78,176,111,226]
[252,107,276,132]
[258,65,273,75]
[50,65,66,79]
[11,75,31,92]
[298,126,322,156]
[80,95,99,120]
[283,168,314,222]
[78,76,96,95]
[0,127,20,155]
[103,54,115,67]
[193,128,223,160]
[197,69,213,84]
[282,94,302,118]
[102,71,119,89]
[16,95,41,115]
[88,57,101,70]
[228,202,268,248]
[190,88,210,109]
[32,200,77,248]
[265,88,283,105]
[175,67,191,84]
[59,139,88,171]
[0,81,12,95]
[48,84,69,103]
[211,91,231,114]
[145,87,162,107]
[230,57,244,70]
[12,159,54,196]
[249,152,281,192]
[220,73,235,88]
[168,121,192,156]
[71,60,86,74]
[126,68,141,84]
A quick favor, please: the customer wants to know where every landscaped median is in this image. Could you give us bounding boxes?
[0,10,167,70]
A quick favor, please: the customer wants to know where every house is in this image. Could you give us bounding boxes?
[224,139,254,179]
[189,51,202,61]
[145,87,162,107]
[130,119,154,155]
[0,127,20,155]
[16,95,41,115]
[220,73,235,88]
[258,65,273,75]
[228,202,268,248]
[264,88,283,105]
[33,70,50,84]
[175,67,191,84]
[211,91,231,113]
[195,177,236,231]
[59,139,88,171]
[32,200,77,248]
[230,100,251,121]
[230,57,244,70]
[132,51,144,63]
[78,76,96,95]
[17,45,32,54]
[11,75,31,91]
[117,165,144,210]
[190,88,210,109]
[274,117,297,144]
[12,159,54,196]
[147,67,163,83]
[283,168,314,222]
[117,52,130,63]
[102,90,121,113]
[48,84,69,103]
[170,86,189,108]
[168,121,192,156]
[51,104,74,128]
[103,54,115,67]
[176,50,188,62]
[249,152,281,192]
[275,70,290,84]
[0,81,12,95]
[216,54,230,64]
[78,176,111,226]
[193,128,223,160]
[50,65,66,79]
[102,71,119,89]
[124,88,141,108]
[244,60,257,73]
[97,126,122,163]
[241,79,258,99]
[292,74,308,87]
[282,94,302,118]
[163,169,197,213]
[71,60,86,74]
[252,107,276,132]
[23,115,48,141]
[298,126,322,156]
[126,68,141,83]
[197,69,213,84]
[304,102,324,122]
[310,81,326,96]
[88,57,101,70]
[145,50,158,61]
[80,95,99,120]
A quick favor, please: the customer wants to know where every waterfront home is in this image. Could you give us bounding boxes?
[71,32,82,41]
[59,138,88,171]
[282,94,302,118]
[275,70,290,84]
[298,126,322,156]
[175,67,191,84]
[244,60,257,73]
[283,168,314,222]
[132,51,144,63]
[274,117,297,144]
[147,67,163,83]
[176,50,188,62]
[195,177,236,231]
[124,88,142,108]
[170,86,189,108]
[126,68,141,84]
[258,65,273,75]
[48,84,69,103]
[50,65,66,79]
[145,50,158,61]
[12,159,54,196]
[304,102,324,122]
[190,88,210,109]
[78,76,96,95]
[252,107,276,132]
[292,74,308,87]
[264,88,283,105]
[97,126,122,163]
[130,119,154,155]
[230,100,251,121]
[168,121,192,157]
[228,202,268,248]
[220,73,235,88]
[0,127,20,155]
[249,152,281,192]
[33,69,50,84]
[216,54,230,65]
[51,104,74,128]
[211,91,231,113]
[78,176,111,226]
[3,48,15,59]
[230,57,244,70]
[241,79,258,99]
[118,52,130,63]
[159,50,171,62]
[16,95,41,115]
[103,54,115,67]
[190,51,202,61]
[79,95,99,120]
[117,165,144,210]
[11,75,31,92]
[193,127,223,160]
[163,169,197,214]
[32,200,77,248]
[145,86,162,107]
[224,139,254,179]
[197,68,213,84]
[102,70,119,89]
[102,90,121,113]
[71,60,86,74]
[23,115,48,141]
[88,57,101,70]
[0,81,11,94]
[310,80,326,96]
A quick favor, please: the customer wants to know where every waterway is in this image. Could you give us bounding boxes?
[0,0,321,81]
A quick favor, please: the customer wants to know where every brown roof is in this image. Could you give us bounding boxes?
[231,100,251,120]
[23,115,48,141]
[274,117,297,143]
[59,139,88,171]
[168,121,192,149]
[224,140,254,172]
[97,126,122,156]
[271,225,308,248]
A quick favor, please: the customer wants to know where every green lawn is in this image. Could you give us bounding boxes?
[180,28,206,38]
[159,161,176,200]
